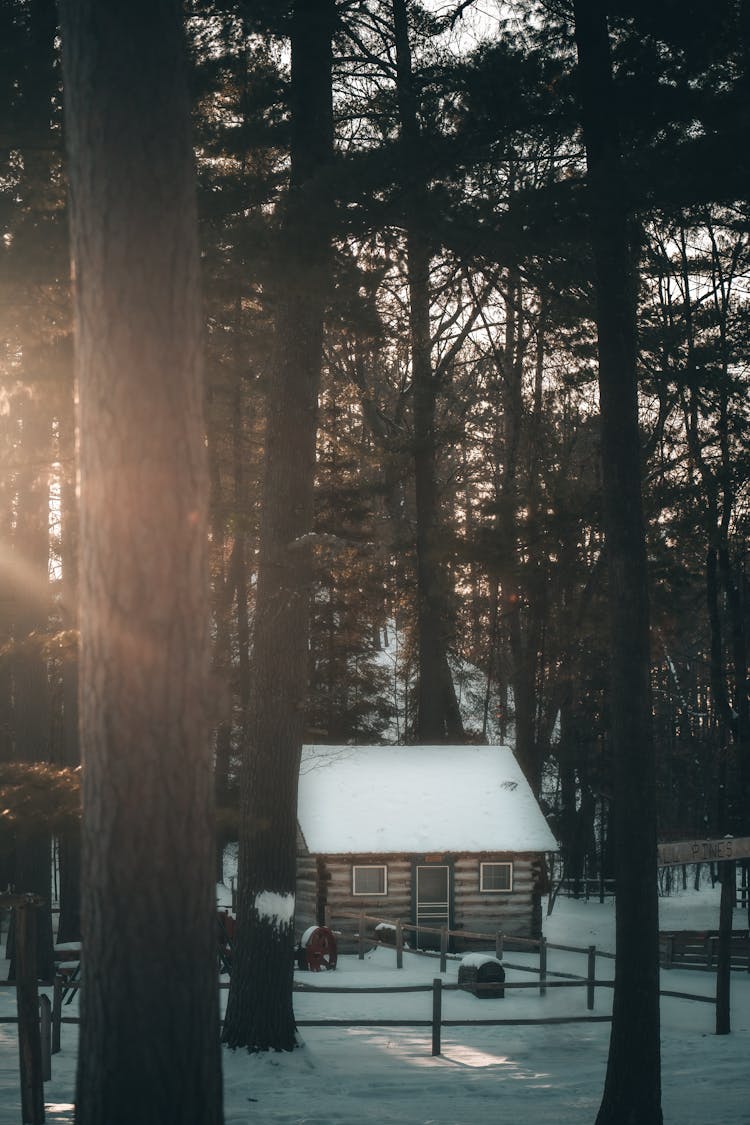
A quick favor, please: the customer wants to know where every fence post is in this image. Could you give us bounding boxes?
[716,859,734,1035]
[358,913,365,960]
[539,936,547,997]
[396,920,403,970]
[52,975,62,1055]
[324,904,332,930]
[15,902,44,1125]
[587,945,596,1011]
[431,978,442,1056]
[495,930,504,961]
[39,995,51,1082]
[439,927,448,974]
[664,934,674,970]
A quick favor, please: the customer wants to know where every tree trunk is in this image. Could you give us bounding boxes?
[572,4,663,1123]
[222,0,335,1053]
[10,391,55,982]
[6,0,60,984]
[56,400,81,946]
[392,0,463,743]
[58,2,222,1121]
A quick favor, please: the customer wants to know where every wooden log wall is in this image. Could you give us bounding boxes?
[294,849,318,934]
[453,854,539,945]
[326,856,411,917]
[294,847,548,945]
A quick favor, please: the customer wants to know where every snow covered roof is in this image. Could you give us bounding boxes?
[297,745,558,856]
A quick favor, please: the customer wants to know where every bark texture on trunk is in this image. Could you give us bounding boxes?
[392,0,463,743]
[572,4,663,1124]
[10,393,55,982]
[59,2,222,1121]
[56,402,81,946]
[222,0,335,1052]
[6,0,60,982]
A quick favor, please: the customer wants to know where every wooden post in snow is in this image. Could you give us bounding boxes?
[51,977,62,1055]
[539,935,547,997]
[716,860,734,1034]
[39,995,51,1083]
[587,945,597,1011]
[431,978,442,1056]
[395,921,403,970]
[15,900,44,1124]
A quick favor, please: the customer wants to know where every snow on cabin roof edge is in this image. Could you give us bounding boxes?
[297,744,559,856]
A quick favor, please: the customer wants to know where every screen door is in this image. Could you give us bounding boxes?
[415,865,450,949]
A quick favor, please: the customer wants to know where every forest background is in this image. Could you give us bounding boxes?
[0,0,748,1060]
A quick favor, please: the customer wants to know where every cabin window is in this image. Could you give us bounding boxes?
[352,865,388,896]
[480,861,513,893]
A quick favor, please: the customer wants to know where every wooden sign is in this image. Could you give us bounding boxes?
[657,836,750,867]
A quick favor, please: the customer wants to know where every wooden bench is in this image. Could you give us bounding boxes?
[659,930,750,971]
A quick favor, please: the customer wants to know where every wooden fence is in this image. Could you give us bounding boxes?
[292,970,717,1056]
[294,976,616,1056]
[659,930,750,972]
[324,907,615,992]
[1,911,724,1091]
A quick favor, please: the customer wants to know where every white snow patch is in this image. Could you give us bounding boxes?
[254,891,295,930]
[4,890,750,1124]
[460,953,502,969]
[298,744,558,854]
[300,926,319,948]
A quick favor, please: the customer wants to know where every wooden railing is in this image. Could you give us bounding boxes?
[294,976,616,1056]
[660,929,750,971]
[323,907,614,998]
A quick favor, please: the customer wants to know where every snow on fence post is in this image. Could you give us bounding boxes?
[587,945,597,1011]
[52,976,62,1055]
[539,935,547,997]
[431,978,442,1056]
[396,920,403,970]
[439,927,448,974]
[39,995,51,1082]
[358,913,366,960]
[495,930,504,961]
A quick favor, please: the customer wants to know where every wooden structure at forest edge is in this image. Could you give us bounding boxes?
[0,894,45,1125]
[295,745,558,952]
[657,836,750,867]
[656,835,750,1035]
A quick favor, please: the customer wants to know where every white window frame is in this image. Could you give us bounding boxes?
[479,861,513,893]
[352,864,388,896]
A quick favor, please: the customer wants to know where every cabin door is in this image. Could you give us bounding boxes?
[414,864,451,951]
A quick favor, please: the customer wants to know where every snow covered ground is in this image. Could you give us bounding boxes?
[0,887,747,1124]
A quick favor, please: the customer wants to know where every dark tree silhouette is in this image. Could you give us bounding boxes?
[392,0,464,742]
[58,0,223,1120]
[572,3,663,1123]
[222,0,335,1052]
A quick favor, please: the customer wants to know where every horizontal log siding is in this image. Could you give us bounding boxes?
[326,856,412,920]
[294,848,547,945]
[317,855,409,951]
[453,854,540,943]
[295,852,319,935]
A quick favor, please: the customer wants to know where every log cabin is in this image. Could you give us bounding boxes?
[295,744,558,951]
